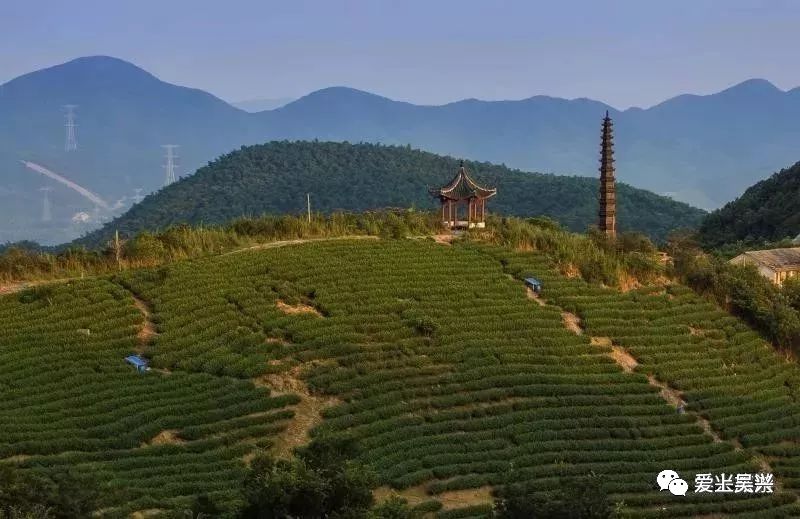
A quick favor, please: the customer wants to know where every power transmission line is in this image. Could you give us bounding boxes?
[63,105,78,151]
[161,145,180,186]
[40,187,52,222]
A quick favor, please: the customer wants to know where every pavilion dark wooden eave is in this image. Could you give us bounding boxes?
[430,163,498,201]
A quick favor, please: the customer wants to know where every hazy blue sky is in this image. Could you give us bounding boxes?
[2,0,799,108]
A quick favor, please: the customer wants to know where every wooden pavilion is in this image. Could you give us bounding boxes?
[429,161,497,229]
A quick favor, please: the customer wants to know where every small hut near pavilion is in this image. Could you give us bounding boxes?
[430,161,497,229]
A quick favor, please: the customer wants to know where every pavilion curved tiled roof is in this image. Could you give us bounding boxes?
[429,162,497,201]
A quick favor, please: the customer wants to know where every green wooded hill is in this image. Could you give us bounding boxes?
[699,161,800,248]
[4,237,800,517]
[75,141,704,247]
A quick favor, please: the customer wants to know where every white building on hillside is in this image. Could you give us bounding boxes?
[729,247,800,285]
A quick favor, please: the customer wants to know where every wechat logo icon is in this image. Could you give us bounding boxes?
[657,469,688,496]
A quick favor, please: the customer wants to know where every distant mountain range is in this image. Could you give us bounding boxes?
[232,97,295,112]
[1,55,799,244]
[75,142,704,248]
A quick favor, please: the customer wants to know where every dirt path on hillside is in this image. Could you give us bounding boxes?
[0,278,72,296]
[514,275,785,494]
[276,300,323,317]
[254,364,340,460]
[609,345,639,372]
[433,234,454,245]
[597,340,782,488]
[225,235,379,256]
[374,484,493,511]
[525,286,546,306]
[646,374,724,444]
[141,429,185,447]
[132,294,158,352]
[562,311,583,335]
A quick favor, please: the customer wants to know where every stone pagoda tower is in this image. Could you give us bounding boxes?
[598,111,617,239]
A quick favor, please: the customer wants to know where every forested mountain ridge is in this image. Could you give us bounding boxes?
[698,160,800,248]
[74,141,704,247]
[3,55,799,244]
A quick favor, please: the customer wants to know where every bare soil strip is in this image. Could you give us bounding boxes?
[254,366,340,460]
[561,311,583,335]
[374,483,493,511]
[432,234,454,245]
[132,294,158,351]
[604,342,782,488]
[374,485,431,508]
[437,486,494,509]
[0,278,71,296]
[609,346,639,373]
[688,326,707,337]
[589,336,612,347]
[141,429,185,447]
[225,235,379,256]
[2,454,31,463]
[276,300,323,317]
[646,374,723,443]
[525,286,546,306]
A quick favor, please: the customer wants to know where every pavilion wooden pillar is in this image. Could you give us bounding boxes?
[449,200,454,227]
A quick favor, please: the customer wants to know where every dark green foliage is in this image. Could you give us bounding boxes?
[239,438,376,519]
[495,474,613,519]
[782,277,800,310]
[17,285,54,305]
[412,317,439,337]
[184,494,226,518]
[486,217,664,287]
[668,232,800,352]
[616,232,657,255]
[0,465,100,519]
[698,161,800,248]
[76,142,704,248]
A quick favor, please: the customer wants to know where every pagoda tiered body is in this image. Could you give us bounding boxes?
[430,161,497,229]
[598,111,617,238]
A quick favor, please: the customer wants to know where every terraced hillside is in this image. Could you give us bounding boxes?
[3,238,800,517]
[0,280,299,515]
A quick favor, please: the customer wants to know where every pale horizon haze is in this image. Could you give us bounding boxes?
[2,0,800,109]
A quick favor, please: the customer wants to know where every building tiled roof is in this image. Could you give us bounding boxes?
[737,247,800,270]
[429,163,497,201]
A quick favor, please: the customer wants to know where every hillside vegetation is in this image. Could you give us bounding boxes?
[3,229,800,516]
[699,161,800,248]
[74,142,705,248]
[1,212,661,289]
